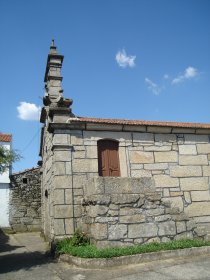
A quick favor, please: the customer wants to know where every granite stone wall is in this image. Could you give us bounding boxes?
[9,168,41,232]
[81,177,207,247]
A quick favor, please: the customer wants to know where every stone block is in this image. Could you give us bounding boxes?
[53,134,68,145]
[170,191,183,197]
[128,223,158,238]
[65,189,73,204]
[158,221,176,236]
[95,216,118,223]
[175,232,193,240]
[144,145,171,152]
[130,151,154,163]
[176,221,186,233]
[191,191,210,201]
[144,163,168,170]
[54,205,73,218]
[12,224,28,232]
[179,155,208,165]
[54,219,65,235]
[131,169,151,177]
[132,133,154,143]
[154,151,177,163]
[155,134,176,143]
[86,145,98,159]
[184,134,209,144]
[71,134,84,146]
[83,178,105,195]
[83,131,132,145]
[196,129,210,134]
[179,145,197,155]
[108,224,127,240]
[186,220,196,231]
[184,192,191,204]
[203,166,210,176]
[73,151,86,159]
[120,207,143,216]
[145,208,165,216]
[172,128,195,134]
[162,197,184,212]
[53,162,66,175]
[54,189,65,204]
[54,176,72,189]
[155,215,171,222]
[120,215,145,223]
[197,144,210,154]
[185,202,210,217]
[65,218,74,235]
[147,127,172,133]
[73,159,98,173]
[154,175,179,188]
[54,150,71,162]
[180,177,208,191]
[87,205,108,217]
[123,125,146,132]
[170,166,202,177]
[111,194,140,204]
[91,223,108,240]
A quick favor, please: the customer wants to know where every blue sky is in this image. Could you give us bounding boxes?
[0,0,209,172]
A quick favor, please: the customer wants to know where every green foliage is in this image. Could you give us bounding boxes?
[0,145,21,174]
[56,238,210,259]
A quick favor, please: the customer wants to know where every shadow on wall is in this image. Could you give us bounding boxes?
[0,229,51,274]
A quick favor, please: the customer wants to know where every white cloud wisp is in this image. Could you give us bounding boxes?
[145,78,162,95]
[116,49,136,68]
[17,102,41,121]
[172,66,198,84]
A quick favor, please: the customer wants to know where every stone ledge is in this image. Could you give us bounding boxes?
[59,246,210,269]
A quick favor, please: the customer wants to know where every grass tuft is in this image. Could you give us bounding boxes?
[56,238,210,259]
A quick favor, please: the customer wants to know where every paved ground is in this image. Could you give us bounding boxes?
[1,230,210,280]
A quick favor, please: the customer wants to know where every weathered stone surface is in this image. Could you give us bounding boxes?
[158,221,176,236]
[175,232,193,240]
[170,166,202,177]
[54,175,72,189]
[54,189,65,204]
[155,134,176,143]
[54,205,73,218]
[131,169,151,177]
[54,219,65,235]
[65,218,74,235]
[179,155,208,165]
[180,177,208,191]
[108,224,127,240]
[144,163,168,170]
[162,197,184,211]
[191,191,210,201]
[130,151,154,163]
[53,162,66,175]
[132,133,154,143]
[176,221,186,233]
[154,175,179,188]
[197,144,210,154]
[53,134,68,145]
[147,126,171,133]
[155,215,171,222]
[154,151,177,163]
[184,192,191,204]
[128,224,158,238]
[120,207,143,216]
[54,150,71,162]
[111,194,140,204]
[73,159,98,173]
[186,202,210,217]
[65,189,73,204]
[179,145,197,155]
[87,205,109,217]
[91,223,108,240]
[86,145,98,159]
[184,134,209,144]
[144,145,171,152]
[120,215,145,224]
[203,166,210,176]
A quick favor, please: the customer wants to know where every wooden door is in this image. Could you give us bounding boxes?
[98,140,120,177]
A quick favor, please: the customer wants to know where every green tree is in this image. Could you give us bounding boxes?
[0,145,21,174]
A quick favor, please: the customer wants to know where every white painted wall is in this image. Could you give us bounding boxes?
[0,142,11,227]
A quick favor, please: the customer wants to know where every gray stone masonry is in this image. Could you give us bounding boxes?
[9,168,41,232]
[81,177,206,248]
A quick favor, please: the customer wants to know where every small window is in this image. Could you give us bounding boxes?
[98,139,120,177]
[22,178,28,184]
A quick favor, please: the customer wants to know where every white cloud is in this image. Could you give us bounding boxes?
[163,74,169,79]
[17,102,41,121]
[115,49,136,68]
[172,66,198,84]
[145,78,162,95]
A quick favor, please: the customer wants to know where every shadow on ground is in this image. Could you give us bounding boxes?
[0,229,52,274]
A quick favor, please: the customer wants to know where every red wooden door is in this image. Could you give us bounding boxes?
[98,140,120,177]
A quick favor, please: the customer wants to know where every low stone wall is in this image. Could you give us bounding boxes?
[9,168,41,232]
[81,177,207,247]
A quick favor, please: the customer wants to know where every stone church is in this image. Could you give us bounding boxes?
[39,41,210,247]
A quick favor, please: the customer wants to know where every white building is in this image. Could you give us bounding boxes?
[0,133,12,228]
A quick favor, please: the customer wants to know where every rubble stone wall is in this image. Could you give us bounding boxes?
[81,177,205,247]
[9,168,41,232]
